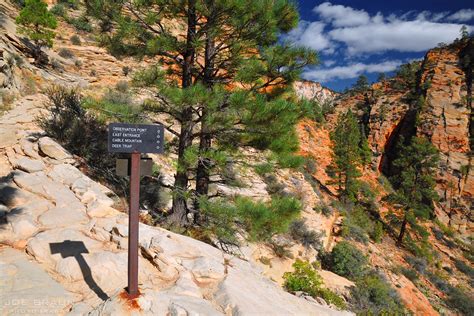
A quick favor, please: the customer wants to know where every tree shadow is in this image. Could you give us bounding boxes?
[0,173,24,228]
[49,240,109,301]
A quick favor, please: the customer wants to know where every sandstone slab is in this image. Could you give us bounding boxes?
[38,205,88,229]
[38,137,72,160]
[14,157,45,173]
[0,248,75,315]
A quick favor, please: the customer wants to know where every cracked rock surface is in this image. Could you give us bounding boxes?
[0,95,351,315]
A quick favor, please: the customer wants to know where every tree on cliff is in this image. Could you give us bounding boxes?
[387,137,439,246]
[96,0,317,227]
[352,75,369,93]
[326,110,364,202]
[16,0,57,63]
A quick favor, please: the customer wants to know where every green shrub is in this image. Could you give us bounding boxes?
[199,197,239,245]
[70,34,81,45]
[350,273,405,315]
[321,241,367,280]
[435,219,455,238]
[341,206,372,244]
[82,94,141,124]
[284,260,346,309]
[58,0,79,9]
[50,58,64,71]
[405,255,428,275]
[304,158,317,175]
[370,221,384,243]
[313,202,333,217]
[427,270,474,314]
[10,53,25,67]
[319,288,347,310]
[445,286,474,315]
[263,174,286,196]
[236,196,301,241]
[122,66,131,76]
[400,267,419,282]
[199,195,301,245]
[284,259,323,295]
[103,88,132,105]
[50,4,66,17]
[289,219,324,250]
[405,238,435,264]
[115,80,129,93]
[67,16,93,32]
[38,86,128,195]
[0,90,16,113]
[254,162,274,176]
[269,241,294,259]
[58,48,74,59]
[453,259,474,279]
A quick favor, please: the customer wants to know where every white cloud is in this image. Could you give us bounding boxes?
[323,59,336,67]
[313,2,370,27]
[284,21,334,53]
[446,9,474,22]
[287,2,474,55]
[303,60,403,82]
[329,20,466,54]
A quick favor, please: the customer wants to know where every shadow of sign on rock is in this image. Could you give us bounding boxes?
[49,240,109,301]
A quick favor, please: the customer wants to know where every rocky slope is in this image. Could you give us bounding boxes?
[300,42,473,236]
[0,95,350,315]
[295,40,473,315]
[294,80,338,104]
[0,3,352,315]
[1,1,473,315]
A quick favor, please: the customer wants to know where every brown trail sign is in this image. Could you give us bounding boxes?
[108,123,164,298]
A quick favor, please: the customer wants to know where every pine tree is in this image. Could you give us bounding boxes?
[16,0,57,63]
[460,25,469,40]
[377,73,386,82]
[97,0,317,226]
[353,75,369,93]
[387,137,439,246]
[326,110,363,201]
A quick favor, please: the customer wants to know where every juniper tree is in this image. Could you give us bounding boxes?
[387,137,439,246]
[16,0,57,63]
[97,0,317,226]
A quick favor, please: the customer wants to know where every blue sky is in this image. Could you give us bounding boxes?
[289,1,474,91]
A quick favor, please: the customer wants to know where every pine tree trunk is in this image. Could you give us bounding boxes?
[397,214,408,246]
[195,5,216,212]
[169,0,196,227]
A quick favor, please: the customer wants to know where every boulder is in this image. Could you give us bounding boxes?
[319,270,355,297]
[38,137,72,160]
[14,157,45,173]
[48,163,84,186]
[19,138,40,159]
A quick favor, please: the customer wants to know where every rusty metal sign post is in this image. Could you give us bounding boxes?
[108,123,164,298]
